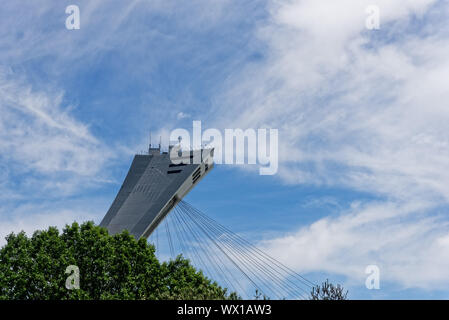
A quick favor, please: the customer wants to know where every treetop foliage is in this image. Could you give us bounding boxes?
[0,221,239,300]
[310,279,348,300]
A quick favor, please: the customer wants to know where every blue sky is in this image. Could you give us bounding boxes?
[1,0,449,299]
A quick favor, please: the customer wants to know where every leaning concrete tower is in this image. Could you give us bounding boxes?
[100,144,214,239]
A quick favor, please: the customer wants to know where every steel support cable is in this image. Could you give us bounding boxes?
[175,206,235,292]
[172,207,235,293]
[165,218,175,258]
[171,207,218,284]
[169,209,198,260]
[179,202,308,300]
[156,227,159,254]
[174,206,242,295]
[178,202,288,299]
[174,206,238,294]
[177,205,309,299]
[179,202,314,301]
[182,203,306,297]
[169,208,199,261]
[179,202,302,299]
[177,204,266,297]
[172,208,231,294]
[175,206,243,296]
[180,200,316,289]
[176,205,256,298]
[183,206,305,300]
[167,210,191,260]
[150,212,211,278]
[172,208,234,294]
[177,205,264,298]
[178,203,269,299]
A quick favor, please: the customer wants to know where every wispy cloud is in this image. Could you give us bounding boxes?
[0,68,113,197]
[211,0,449,290]
[260,200,449,290]
[1,0,449,296]
[215,0,448,202]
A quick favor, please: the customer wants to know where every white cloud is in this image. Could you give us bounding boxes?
[214,0,449,200]
[260,200,449,289]
[0,68,113,196]
[1,0,448,295]
[212,0,449,290]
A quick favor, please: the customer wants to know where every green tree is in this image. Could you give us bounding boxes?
[310,279,348,300]
[0,221,239,300]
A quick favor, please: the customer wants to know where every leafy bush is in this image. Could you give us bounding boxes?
[0,221,238,300]
[310,279,348,300]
